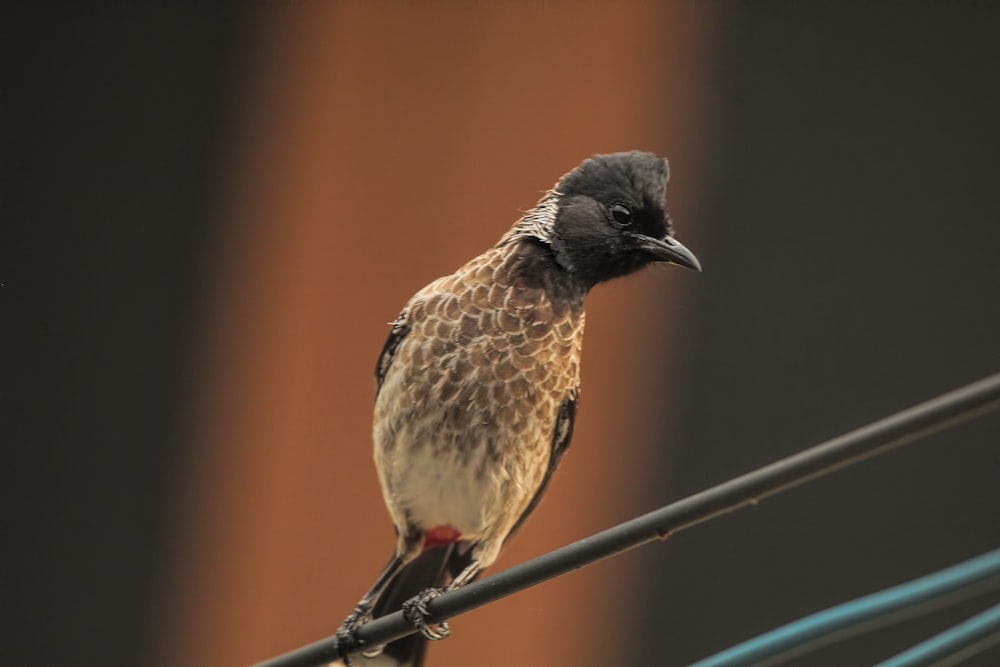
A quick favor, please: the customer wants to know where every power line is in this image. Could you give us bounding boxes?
[877,600,1000,667]
[693,547,1000,666]
[255,371,1000,667]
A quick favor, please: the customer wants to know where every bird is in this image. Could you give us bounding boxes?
[336,151,700,666]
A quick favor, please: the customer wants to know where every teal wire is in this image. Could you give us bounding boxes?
[691,547,1000,667]
[874,601,1000,667]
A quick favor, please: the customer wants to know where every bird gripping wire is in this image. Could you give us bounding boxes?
[257,371,1000,667]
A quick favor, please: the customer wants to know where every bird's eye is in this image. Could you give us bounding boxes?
[609,203,633,226]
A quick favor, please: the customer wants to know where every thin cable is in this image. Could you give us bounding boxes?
[255,371,1000,667]
[691,548,1000,667]
[875,600,1000,667]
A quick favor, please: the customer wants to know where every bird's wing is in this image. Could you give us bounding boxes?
[505,386,579,542]
[375,309,411,398]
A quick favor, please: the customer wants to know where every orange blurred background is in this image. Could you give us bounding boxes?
[159,3,713,665]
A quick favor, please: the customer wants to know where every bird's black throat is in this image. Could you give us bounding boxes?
[507,238,590,313]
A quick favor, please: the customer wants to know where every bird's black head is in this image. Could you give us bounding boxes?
[544,151,700,289]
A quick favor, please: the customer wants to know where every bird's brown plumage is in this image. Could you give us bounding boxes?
[373,239,585,573]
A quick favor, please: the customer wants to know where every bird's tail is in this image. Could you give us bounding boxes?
[356,545,455,667]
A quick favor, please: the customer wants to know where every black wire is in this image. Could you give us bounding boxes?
[254,371,1000,667]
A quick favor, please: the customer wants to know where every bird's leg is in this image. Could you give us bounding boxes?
[401,559,483,641]
[447,558,483,590]
[336,554,406,662]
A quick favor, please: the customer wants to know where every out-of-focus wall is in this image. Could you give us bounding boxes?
[2,7,246,666]
[8,4,999,667]
[632,5,1000,665]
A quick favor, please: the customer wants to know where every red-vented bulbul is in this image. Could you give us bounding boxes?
[337,151,700,666]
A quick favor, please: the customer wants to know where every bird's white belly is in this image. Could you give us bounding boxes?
[389,433,522,541]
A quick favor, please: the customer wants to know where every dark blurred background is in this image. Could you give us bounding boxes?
[3,3,998,666]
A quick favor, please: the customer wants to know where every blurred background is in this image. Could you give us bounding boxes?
[4,3,999,666]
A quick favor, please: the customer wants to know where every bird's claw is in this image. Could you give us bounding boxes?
[336,603,376,665]
[402,588,450,641]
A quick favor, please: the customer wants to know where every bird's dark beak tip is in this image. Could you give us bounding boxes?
[684,252,703,272]
[673,258,702,273]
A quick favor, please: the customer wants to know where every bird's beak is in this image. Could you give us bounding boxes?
[635,234,702,272]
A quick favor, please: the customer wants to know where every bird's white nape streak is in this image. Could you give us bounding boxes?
[498,188,561,246]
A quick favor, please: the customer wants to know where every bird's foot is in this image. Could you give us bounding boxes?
[402,588,450,641]
[336,603,376,664]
